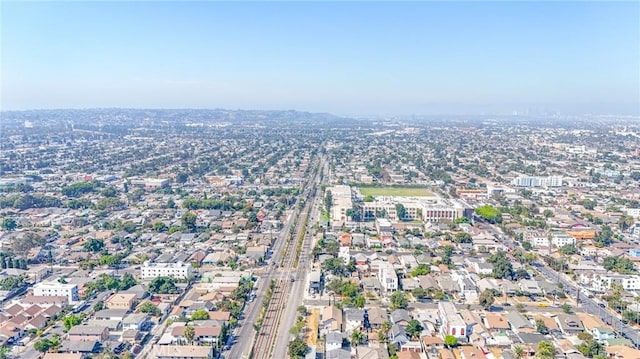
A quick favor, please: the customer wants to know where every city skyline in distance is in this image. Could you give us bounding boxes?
[2,1,639,116]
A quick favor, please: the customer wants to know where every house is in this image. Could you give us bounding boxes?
[68,325,109,342]
[326,348,351,359]
[43,354,84,359]
[556,314,585,335]
[390,324,410,350]
[506,311,533,331]
[592,326,616,342]
[60,340,101,354]
[309,271,323,294]
[150,345,214,359]
[391,309,411,327]
[344,308,365,333]
[105,292,137,310]
[321,306,343,334]
[122,313,148,331]
[367,307,388,329]
[95,309,128,321]
[326,331,344,352]
[378,262,398,291]
[421,336,445,352]
[356,346,390,359]
[438,302,467,341]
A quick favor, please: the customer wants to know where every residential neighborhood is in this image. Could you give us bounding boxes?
[0,109,639,359]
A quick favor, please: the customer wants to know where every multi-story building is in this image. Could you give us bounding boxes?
[33,281,79,303]
[438,302,468,341]
[328,185,352,223]
[512,175,563,187]
[361,196,472,223]
[140,261,193,279]
[378,262,398,292]
[592,274,640,292]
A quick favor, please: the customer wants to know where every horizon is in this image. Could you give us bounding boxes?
[2,1,639,116]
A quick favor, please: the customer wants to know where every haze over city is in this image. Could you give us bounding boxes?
[2,1,639,116]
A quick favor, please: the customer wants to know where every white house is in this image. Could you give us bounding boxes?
[378,262,398,292]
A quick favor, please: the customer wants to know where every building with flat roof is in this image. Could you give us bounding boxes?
[33,281,79,303]
[438,302,467,341]
[140,261,193,279]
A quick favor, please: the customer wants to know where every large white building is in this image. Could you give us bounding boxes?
[592,274,640,292]
[140,261,194,279]
[512,175,563,187]
[361,196,472,223]
[33,281,79,303]
[378,262,398,292]
[327,185,353,223]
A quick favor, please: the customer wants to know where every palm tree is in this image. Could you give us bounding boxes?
[351,330,365,347]
[513,345,525,359]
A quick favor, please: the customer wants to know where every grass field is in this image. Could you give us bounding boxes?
[358,187,433,197]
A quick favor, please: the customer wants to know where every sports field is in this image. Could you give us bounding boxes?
[358,187,433,197]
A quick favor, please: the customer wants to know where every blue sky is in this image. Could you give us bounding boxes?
[2,1,639,116]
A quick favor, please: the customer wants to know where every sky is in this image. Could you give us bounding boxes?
[1,1,639,116]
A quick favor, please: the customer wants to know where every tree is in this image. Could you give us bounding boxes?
[577,339,604,358]
[181,211,197,232]
[561,303,573,314]
[101,187,118,198]
[479,289,496,310]
[577,332,593,341]
[536,341,555,359]
[595,225,614,247]
[395,203,407,220]
[176,172,189,184]
[535,319,549,334]
[513,345,525,359]
[522,241,533,250]
[543,209,554,218]
[138,302,161,316]
[63,314,82,331]
[1,218,17,231]
[183,325,195,344]
[288,336,309,359]
[390,291,408,310]
[444,335,458,348]
[406,319,423,339]
[148,276,179,294]
[474,205,502,223]
[83,238,104,253]
[488,250,514,279]
[324,190,333,214]
[190,308,210,321]
[119,273,137,290]
[454,232,472,244]
[354,295,365,309]
[351,329,365,346]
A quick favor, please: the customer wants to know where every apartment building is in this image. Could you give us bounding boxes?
[33,281,79,303]
[512,175,563,187]
[328,185,352,223]
[592,274,640,292]
[140,261,193,279]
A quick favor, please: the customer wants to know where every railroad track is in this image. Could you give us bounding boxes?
[251,157,323,359]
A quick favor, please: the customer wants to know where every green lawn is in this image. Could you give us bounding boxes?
[358,187,433,197]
